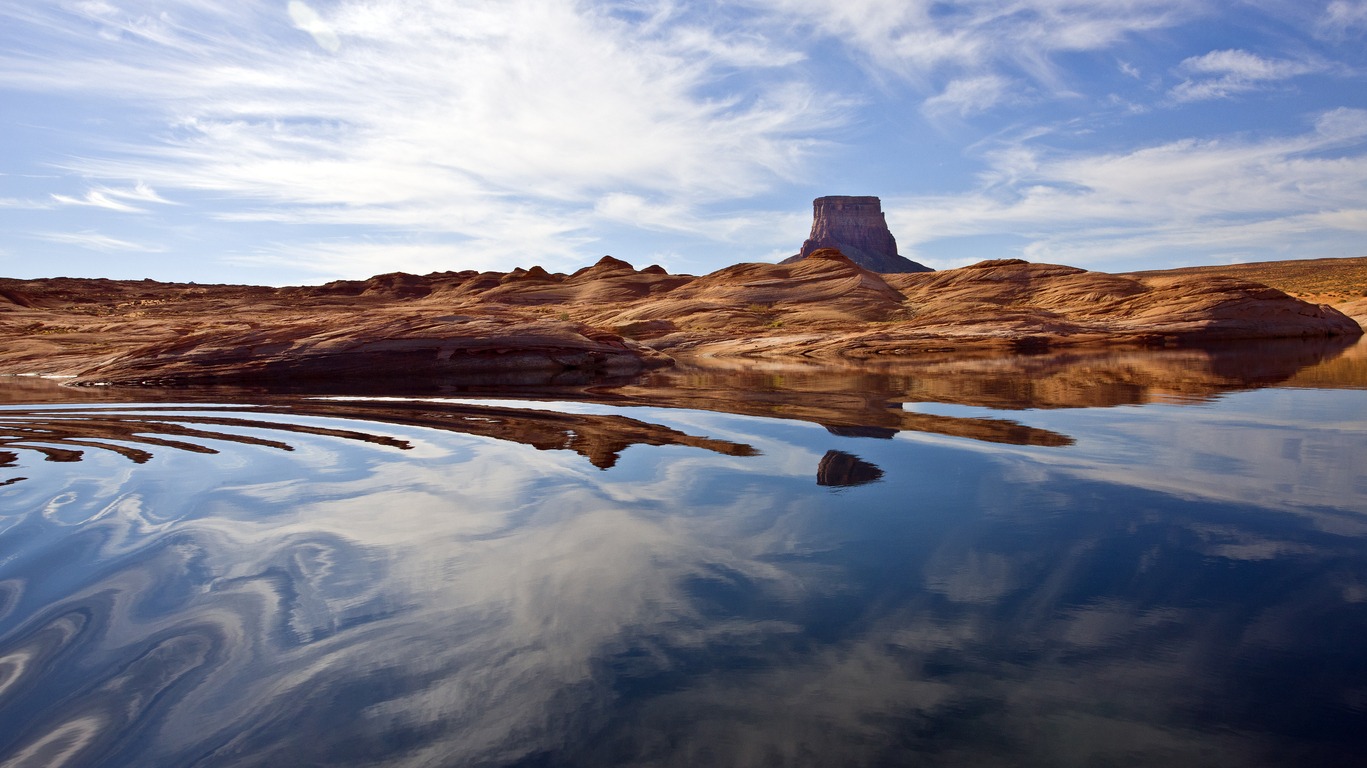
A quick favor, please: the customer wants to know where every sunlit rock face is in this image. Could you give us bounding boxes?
[782,196,932,274]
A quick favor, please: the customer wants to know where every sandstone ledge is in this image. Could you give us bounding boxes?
[0,254,1359,386]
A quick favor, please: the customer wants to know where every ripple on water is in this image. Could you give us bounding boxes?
[0,391,1364,766]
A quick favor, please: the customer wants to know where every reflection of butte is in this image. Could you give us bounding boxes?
[816,450,884,487]
[0,401,757,483]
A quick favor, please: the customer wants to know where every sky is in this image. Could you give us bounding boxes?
[1,0,1366,285]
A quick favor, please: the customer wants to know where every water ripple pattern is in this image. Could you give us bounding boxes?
[0,393,1363,766]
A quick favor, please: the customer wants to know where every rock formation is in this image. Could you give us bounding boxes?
[781,196,931,273]
[0,255,1360,386]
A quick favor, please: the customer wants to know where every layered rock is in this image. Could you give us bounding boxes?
[781,196,931,273]
[0,255,1360,387]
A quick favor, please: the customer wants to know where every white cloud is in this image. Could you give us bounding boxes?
[742,0,1200,100]
[1169,49,1325,102]
[888,108,1367,267]
[1,1,1362,279]
[0,198,51,210]
[287,0,340,53]
[0,0,845,271]
[50,182,174,213]
[591,193,804,248]
[922,74,1018,118]
[1319,0,1367,38]
[33,231,166,252]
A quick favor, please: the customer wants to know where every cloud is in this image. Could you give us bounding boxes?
[1319,0,1367,38]
[888,108,1367,267]
[1,1,1361,278]
[742,0,1200,100]
[922,74,1018,118]
[49,182,174,213]
[1169,49,1325,102]
[287,1,340,53]
[0,0,845,272]
[33,231,166,252]
[591,193,805,246]
[0,198,51,210]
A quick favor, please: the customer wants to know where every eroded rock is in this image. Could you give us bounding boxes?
[781,196,931,273]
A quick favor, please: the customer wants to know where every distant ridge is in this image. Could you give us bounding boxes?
[781,196,931,274]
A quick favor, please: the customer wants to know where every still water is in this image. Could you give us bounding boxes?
[1,340,1365,767]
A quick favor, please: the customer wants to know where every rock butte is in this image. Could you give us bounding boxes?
[0,251,1361,387]
[781,196,932,273]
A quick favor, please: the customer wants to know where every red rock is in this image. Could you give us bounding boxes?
[781,196,931,273]
[0,255,1359,387]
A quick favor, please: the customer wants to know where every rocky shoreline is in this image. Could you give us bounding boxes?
[1,252,1361,387]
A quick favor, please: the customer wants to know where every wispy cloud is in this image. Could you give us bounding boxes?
[0,0,845,269]
[592,193,805,245]
[0,198,52,210]
[742,0,1201,107]
[1,1,1362,279]
[49,182,174,213]
[922,74,1019,118]
[1169,49,1326,102]
[287,0,340,53]
[224,240,518,282]
[33,230,166,252]
[889,108,1367,268]
[1318,0,1367,38]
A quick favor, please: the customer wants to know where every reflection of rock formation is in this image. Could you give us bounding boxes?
[618,336,1365,424]
[1,366,1363,766]
[0,400,757,483]
[291,400,757,469]
[816,450,884,487]
[3,337,1363,459]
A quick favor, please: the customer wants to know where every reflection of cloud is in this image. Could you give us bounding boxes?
[1022,393,1367,534]
[1,393,1363,765]
[925,549,1015,603]
[904,389,1367,534]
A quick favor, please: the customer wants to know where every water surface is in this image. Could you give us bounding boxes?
[1,339,1365,767]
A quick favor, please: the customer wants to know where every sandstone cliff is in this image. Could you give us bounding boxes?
[780,196,931,273]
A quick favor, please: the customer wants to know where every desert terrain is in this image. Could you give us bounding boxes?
[0,251,1361,388]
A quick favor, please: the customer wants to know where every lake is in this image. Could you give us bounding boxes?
[1,338,1365,767]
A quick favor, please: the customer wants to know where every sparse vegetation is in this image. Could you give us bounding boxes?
[21,322,78,335]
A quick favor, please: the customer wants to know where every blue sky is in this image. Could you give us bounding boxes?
[2,0,1366,284]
